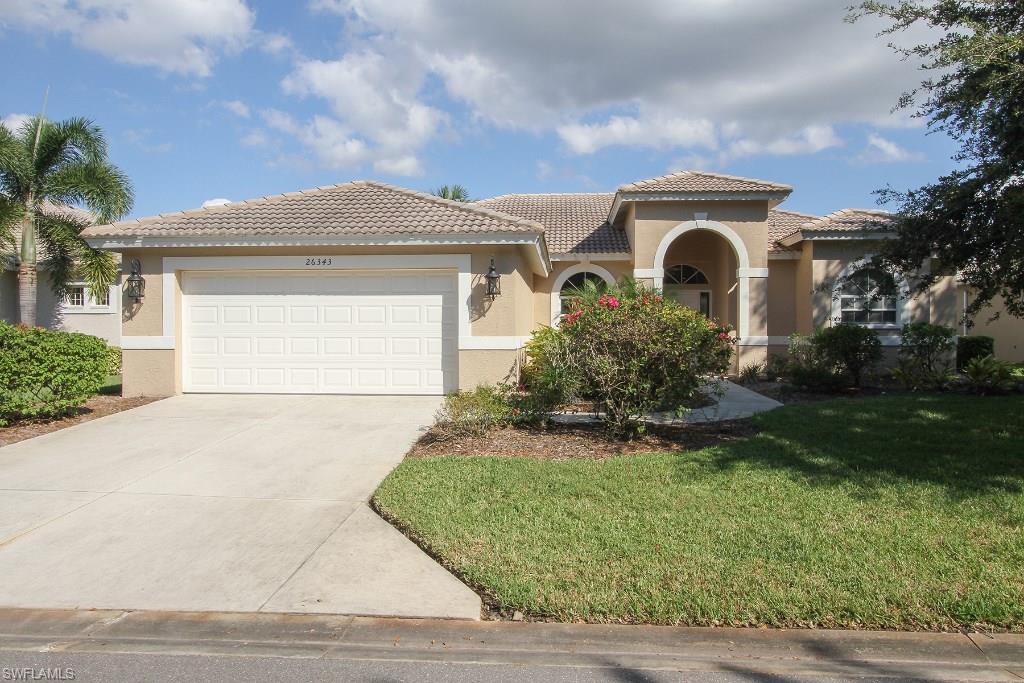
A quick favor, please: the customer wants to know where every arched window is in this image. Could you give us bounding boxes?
[559,271,606,315]
[838,267,898,325]
[664,264,710,285]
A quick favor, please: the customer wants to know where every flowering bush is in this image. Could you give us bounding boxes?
[525,280,734,437]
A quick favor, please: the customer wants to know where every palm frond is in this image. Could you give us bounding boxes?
[42,160,134,223]
[432,184,471,202]
[33,117,108,178]
[0,124,32,199]
[34,212,117,295]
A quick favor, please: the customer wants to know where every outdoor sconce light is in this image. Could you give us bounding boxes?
[125,258,146,302]
[484,257,501,300]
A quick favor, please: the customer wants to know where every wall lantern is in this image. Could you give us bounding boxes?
[125,258,146,302]
[484,257,501,300]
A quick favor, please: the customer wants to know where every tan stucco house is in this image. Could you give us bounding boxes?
[71,170,1021,397]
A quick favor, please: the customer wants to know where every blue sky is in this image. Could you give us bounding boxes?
[2,0,958,220]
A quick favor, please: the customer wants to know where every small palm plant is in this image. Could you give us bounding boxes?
[432,184,470,202]
[0,116,133,326]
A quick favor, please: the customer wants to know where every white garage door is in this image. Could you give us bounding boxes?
[182,270,457,394]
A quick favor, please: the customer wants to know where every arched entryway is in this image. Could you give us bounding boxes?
[651,222,749,333]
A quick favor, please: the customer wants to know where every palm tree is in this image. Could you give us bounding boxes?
[0,116,132,326]
[432,184,470,202]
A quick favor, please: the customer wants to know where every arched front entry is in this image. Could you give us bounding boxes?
[647,219,761,338]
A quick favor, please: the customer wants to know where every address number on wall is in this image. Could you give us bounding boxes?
[305,257,333,266]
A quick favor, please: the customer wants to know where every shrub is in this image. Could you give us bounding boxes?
[763,353,789,381]
[962,355,1015,394]
[785,333,849,391]
[431,384,511,439]
[739,362,763,384]
[0,323,110,426]
[105,345,122,376]
[894,323,956,390]
[524,282,733,437]
[814,325,882,387]
[957,335,995,371]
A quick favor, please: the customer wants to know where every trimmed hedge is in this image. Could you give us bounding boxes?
[957,335,995,371]
[0,322,110,426]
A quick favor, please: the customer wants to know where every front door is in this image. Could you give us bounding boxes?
[666,289,711,317]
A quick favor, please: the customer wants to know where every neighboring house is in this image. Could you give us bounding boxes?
[78,171,1023,398]
[0,203,121,345]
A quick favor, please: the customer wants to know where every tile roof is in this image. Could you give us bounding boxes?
[82,180,543,239]
[618,170,793,195]
[473,193,629,255]
[796,208,894,234]
[767,208,820,253]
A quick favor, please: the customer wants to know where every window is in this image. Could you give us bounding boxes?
[839,268,898,325]
[664,264,709,285]
[92,287,110,307]
[559,271,606,315]
[64,286,85,308]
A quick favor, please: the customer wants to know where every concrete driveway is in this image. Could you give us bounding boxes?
[0,395,480,619]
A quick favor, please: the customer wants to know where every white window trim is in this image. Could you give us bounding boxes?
[829,257,912,330]
[549,263,617,325]
[61,283,118,315]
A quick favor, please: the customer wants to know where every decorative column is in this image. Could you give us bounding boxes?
[737,267,769,365]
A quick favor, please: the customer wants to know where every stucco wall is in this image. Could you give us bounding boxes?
[1,269,120,343]
[459,349,521,390]
[630,200,770,269]
[122,349,176,397]
[114,244,541,395]
[963,292,1024,362]
[767,259,797,337]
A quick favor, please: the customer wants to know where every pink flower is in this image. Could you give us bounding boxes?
[597,294,621,309]
[718,332,731,341]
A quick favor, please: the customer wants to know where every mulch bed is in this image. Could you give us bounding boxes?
[0,395,157,448]
[408,419,758,459]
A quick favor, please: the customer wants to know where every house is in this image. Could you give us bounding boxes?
[0,204,121,345]
[77,171,1021,397]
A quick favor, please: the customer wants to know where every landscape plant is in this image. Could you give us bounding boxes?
[0,116,133,326]
[957,335,995,371]
[0,322,110,426]
[524,281,734,437]
[892,322,956,390]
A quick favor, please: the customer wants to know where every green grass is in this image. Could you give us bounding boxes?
[98,374,122,395]
[374,394,1024,629]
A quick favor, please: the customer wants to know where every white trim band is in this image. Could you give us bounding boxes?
[459,336,528,350]
[121,335,175,350]
[737,267,769,278]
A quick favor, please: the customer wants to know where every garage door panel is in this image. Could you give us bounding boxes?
[182,271,455,395]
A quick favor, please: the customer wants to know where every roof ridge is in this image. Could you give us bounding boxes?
[800,207,893,230]
[477,192,614,201]
[770,207,820,218]
[618,169,793,192]
[358,180,545,232]
[96,181,364,230]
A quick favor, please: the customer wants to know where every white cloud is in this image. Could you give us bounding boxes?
[301,0,936,163]
[273,47,447,174]
[859,133,924,163]
[221,99,250,118]
[201,198,232,208]
[3,0,254,77]
[239,129,270,147]
[558,115,716,155]
[723,125,843,160]
[2,113,32,132]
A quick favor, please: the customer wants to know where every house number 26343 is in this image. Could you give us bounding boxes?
[305,257,333,266]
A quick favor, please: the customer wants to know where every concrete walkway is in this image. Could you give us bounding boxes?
[554,380,782,426]
[0,608,1020,681]
[0,395,480,620]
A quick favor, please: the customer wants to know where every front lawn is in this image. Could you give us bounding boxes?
[374,394,1024,629]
